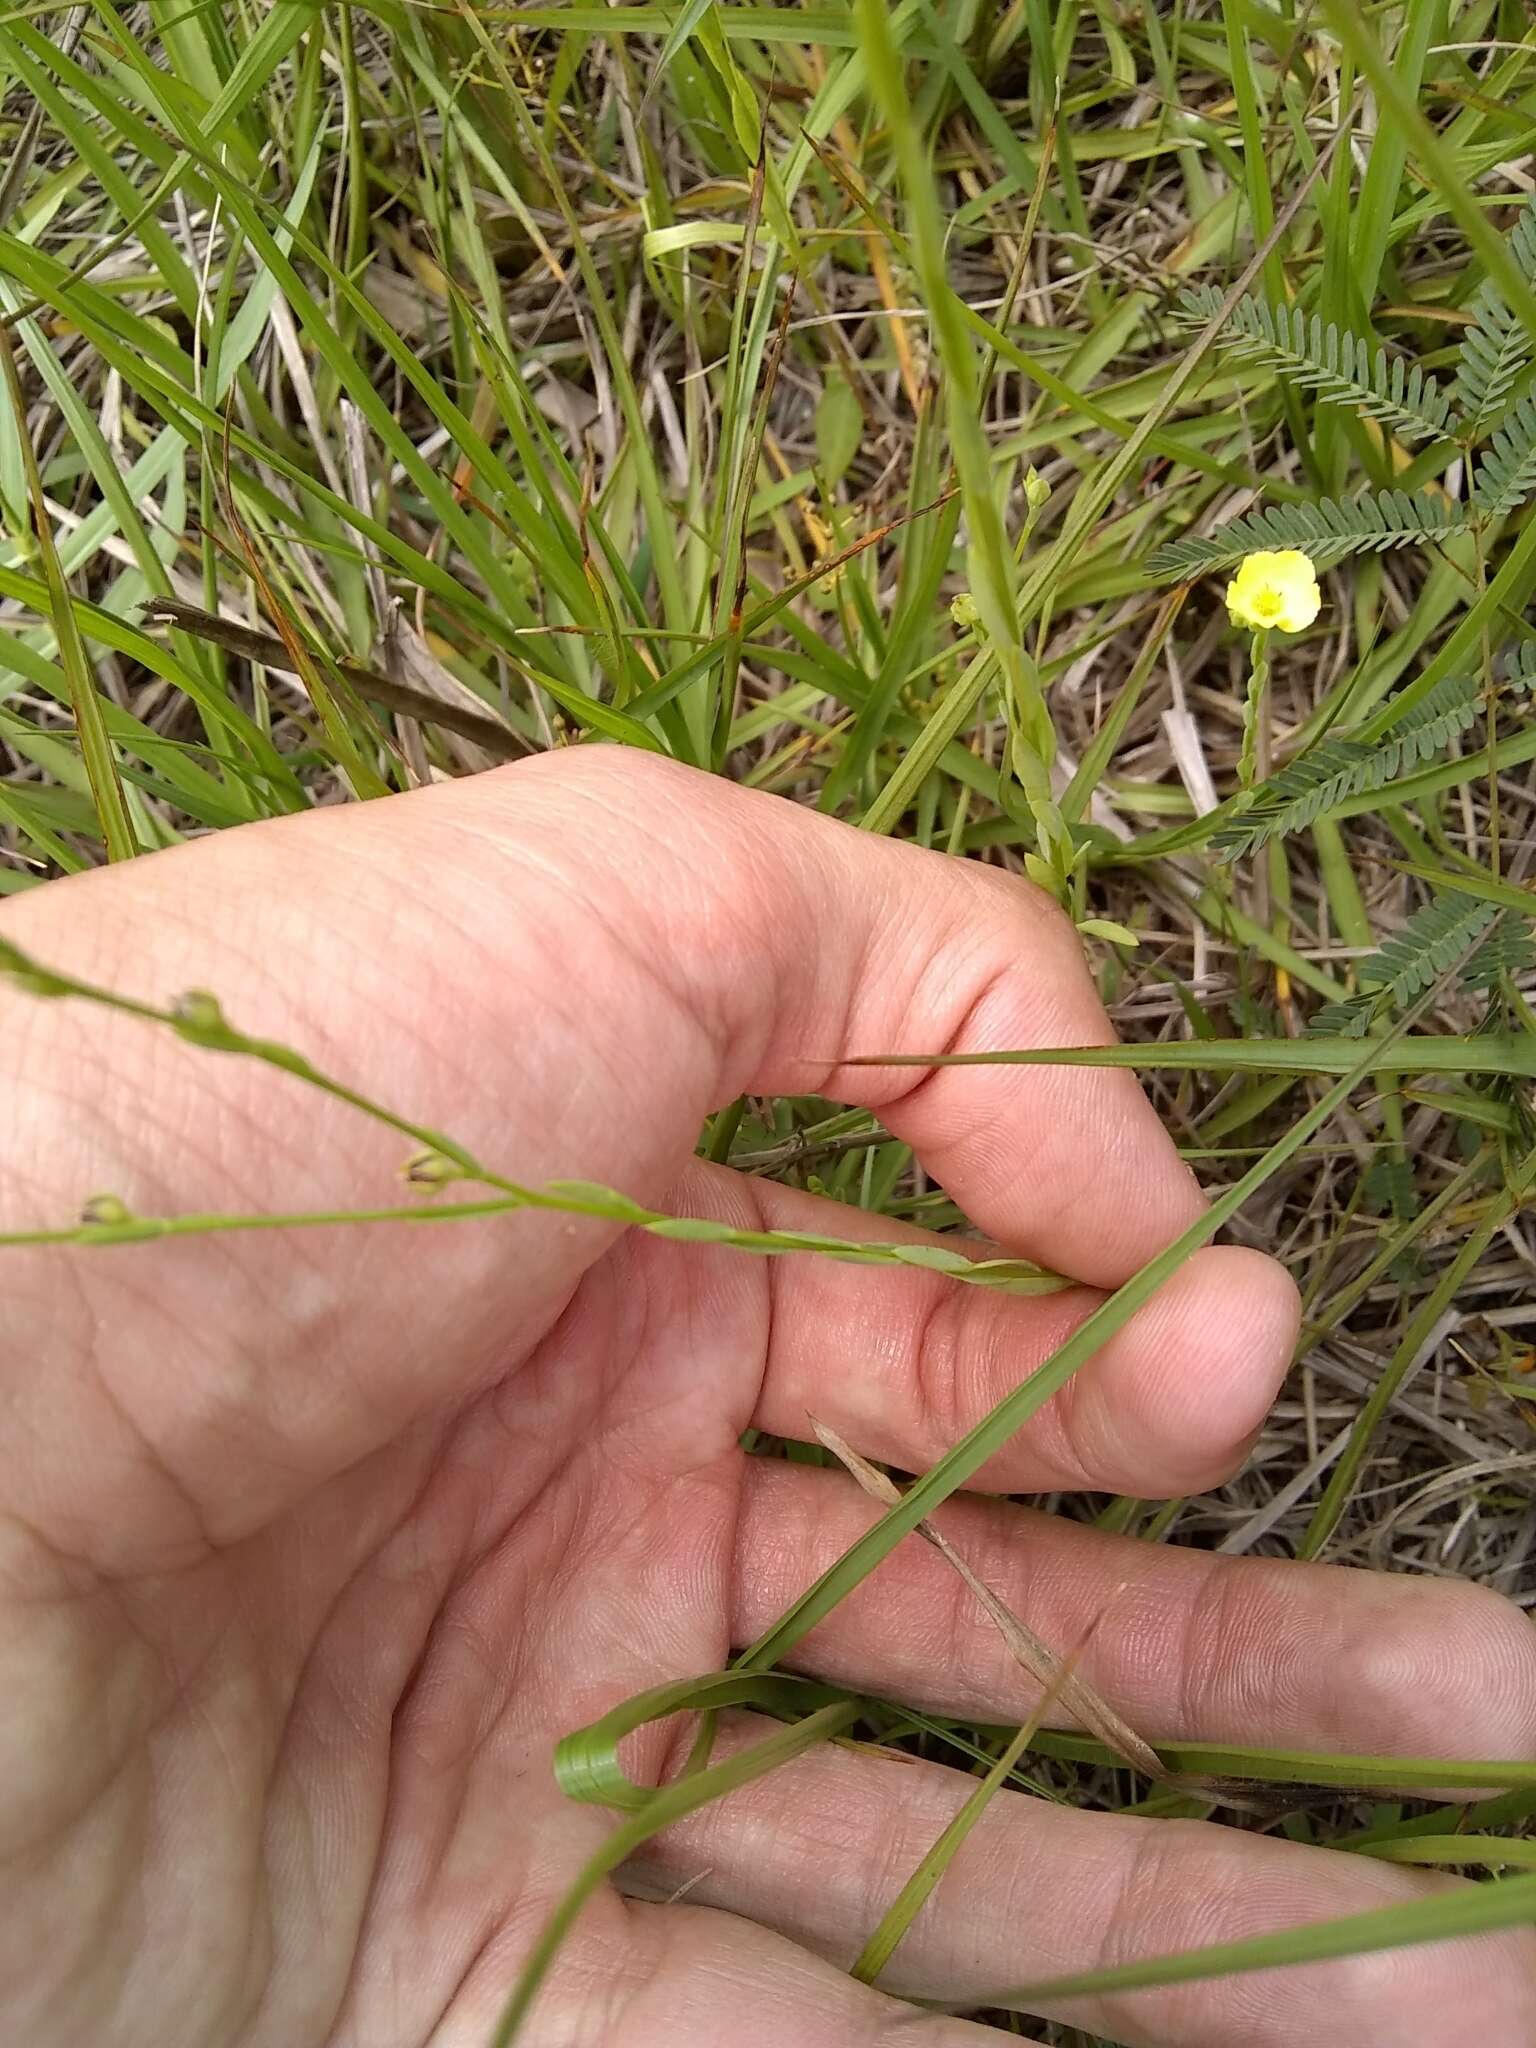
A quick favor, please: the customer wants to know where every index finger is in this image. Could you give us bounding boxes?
[646,758,1207,1285]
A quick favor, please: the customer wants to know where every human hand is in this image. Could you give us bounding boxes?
[3,748,1533,2047]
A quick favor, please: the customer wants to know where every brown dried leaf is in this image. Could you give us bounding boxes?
[807,1416,1167,1778]
[806,1414,1279,1815]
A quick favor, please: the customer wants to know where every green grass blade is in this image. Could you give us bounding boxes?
[853,1718,1036,1985]
[1298,1144,1536,1559]
[842,1037,1536,1080]
[857,0,1066,880]
[0,324,136,860]
[490,1699,862,2046]
[977,1871,1536,2015]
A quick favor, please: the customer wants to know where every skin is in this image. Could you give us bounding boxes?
[2,746,1535,2048]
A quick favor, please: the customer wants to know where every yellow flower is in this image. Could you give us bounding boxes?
[1224,549,1321,633]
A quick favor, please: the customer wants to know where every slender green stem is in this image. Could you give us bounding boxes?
[1237,627,1271,791]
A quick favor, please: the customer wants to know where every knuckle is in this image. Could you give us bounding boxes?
[905,1281,975,1455]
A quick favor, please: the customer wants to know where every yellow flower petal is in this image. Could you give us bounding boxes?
[1224,549,1321,633]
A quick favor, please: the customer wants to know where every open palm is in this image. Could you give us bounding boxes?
[5,750,1535,2048]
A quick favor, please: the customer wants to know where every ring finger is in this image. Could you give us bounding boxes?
[622,1714,1536,2047]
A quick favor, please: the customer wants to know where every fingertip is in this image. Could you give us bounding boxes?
[1064,1244,1300,1495]
[1318,1573,1536,1762]
[1153,1245,1301,1484]
[1196,1242,1304,1357]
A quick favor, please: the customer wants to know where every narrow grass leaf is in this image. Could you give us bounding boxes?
[0,324,136,859]
[973,1871,1536,2014]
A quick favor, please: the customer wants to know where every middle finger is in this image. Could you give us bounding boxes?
[732,1459,1536,1763]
